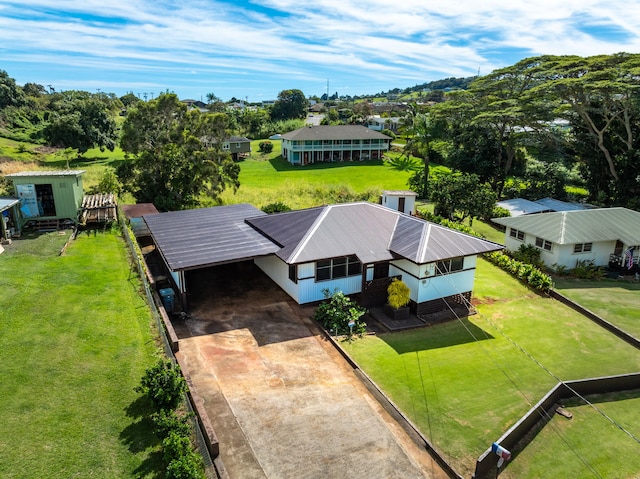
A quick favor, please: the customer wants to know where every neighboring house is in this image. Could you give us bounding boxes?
[181,99,207,109]
[496,197,591,217]
[222,136,251,161]
[281,125,391,165]
[493,207,640,271]
[5,170,85,229]
[143,202,502,318]
[366,116,401,132]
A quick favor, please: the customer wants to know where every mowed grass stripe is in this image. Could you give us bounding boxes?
[343,259,640,477]
[0,231,161,479]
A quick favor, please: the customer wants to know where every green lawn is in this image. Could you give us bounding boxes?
[507,390,640,479]
[342,259,640,477]
[0,230,162,479]
[220,140,416,209]
[553,278,640,339]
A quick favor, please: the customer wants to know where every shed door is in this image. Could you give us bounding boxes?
[35,184,56,216]
[398,197,405,213]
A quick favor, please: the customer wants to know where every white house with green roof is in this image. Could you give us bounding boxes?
[281,125,391,165]
[493,207,640,271]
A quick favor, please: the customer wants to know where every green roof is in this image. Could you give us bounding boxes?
[493,207,640,245]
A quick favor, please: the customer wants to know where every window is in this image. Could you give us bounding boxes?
[435,257,464,275]
[288,264,297,283]
[222,143,230,150]
[509,228,525,241]
[315,255,362,281]
[535,237,552,251]
[574,243,593,253]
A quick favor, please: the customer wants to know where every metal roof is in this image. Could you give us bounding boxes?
[390,216,503,263]
[493,207,640,245]
[0,197,20,212]
[143,204,280,271]
[5,170,85,177]
[534,197,589,212]
[281,125,391,141]
[247,202,502,265]
[497,198,551,217]
[121,203,160,219]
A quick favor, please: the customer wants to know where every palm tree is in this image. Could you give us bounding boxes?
[402,111,440,198]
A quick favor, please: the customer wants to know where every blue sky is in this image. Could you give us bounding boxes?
[1,0,639,102]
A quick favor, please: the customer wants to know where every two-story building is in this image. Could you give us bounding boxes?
[281,125,391,165]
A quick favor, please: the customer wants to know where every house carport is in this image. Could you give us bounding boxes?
[143,204,280,308]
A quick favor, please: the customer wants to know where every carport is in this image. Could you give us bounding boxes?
[143,204,280,309]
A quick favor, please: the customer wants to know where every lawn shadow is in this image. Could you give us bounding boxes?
[379,317,494,354]
[268,156,385,171]
[121,395,163,477]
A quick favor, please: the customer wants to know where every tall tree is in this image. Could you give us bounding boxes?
[270,89,308,120]
[436,58,552,195]
[0,69,25,109]
[403,110,443,198]
[429,172,497,224]
[531,53,640,204]
[42,97,117,153]
[118,93,239,211]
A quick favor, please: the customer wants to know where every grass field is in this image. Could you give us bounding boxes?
[220,141,417,209]
[0,230,162,479]
[553,278,640,339]
[342,259,640,477]
[508,390,640,479]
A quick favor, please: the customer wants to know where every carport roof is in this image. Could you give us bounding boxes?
[143,204,280,271]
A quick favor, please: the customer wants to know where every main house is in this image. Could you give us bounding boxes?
[143,202,502,318]
[281,125,391,165]
[493,207,640,271]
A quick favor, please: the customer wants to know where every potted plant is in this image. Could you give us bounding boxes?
[385,278,411,320]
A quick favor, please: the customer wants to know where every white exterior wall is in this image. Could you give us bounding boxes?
[254,255,362,304]
[553,240,616,269]
[254,255,300,302]
[381,193,417,215]
[389,256,476,303]
[503,230,617,269]
[418,270,475,302]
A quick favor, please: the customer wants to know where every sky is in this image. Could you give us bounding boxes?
[1,0,639,102]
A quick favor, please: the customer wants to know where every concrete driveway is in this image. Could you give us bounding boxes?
[174,263,447,479]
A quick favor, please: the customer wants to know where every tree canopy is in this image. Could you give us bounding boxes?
[270,89,308,120]
[118,93,240,211]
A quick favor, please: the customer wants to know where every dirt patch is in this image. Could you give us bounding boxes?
[34,145,60,155]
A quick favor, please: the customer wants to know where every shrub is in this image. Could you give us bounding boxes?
[152,409,192,439]
[573,259,606,280]
[511,243,543,268]
[163,431,205,479]
[314,289,367,337]
[485,251,552,292]
[491,206,511,219]
[258,141,273,154]
[261,202,291,214]
[387,278,410,309]
[135,359,187,411]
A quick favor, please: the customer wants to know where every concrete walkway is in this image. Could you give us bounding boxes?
[176,298,447,479]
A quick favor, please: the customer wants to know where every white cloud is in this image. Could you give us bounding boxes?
[2,0,640,99]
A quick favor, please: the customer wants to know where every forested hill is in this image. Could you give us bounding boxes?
[377,76,475,97]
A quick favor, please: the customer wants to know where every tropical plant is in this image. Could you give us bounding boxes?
[387,278,411,310]
[314,289,367,337]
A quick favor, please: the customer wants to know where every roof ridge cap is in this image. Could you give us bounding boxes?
[287,205,331,263]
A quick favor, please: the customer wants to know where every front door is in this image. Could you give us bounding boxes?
[398,197,405,213]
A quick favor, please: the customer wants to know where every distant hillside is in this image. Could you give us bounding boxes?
[375,76,475,99]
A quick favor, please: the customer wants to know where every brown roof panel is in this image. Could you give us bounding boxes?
[144,204,280,271]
